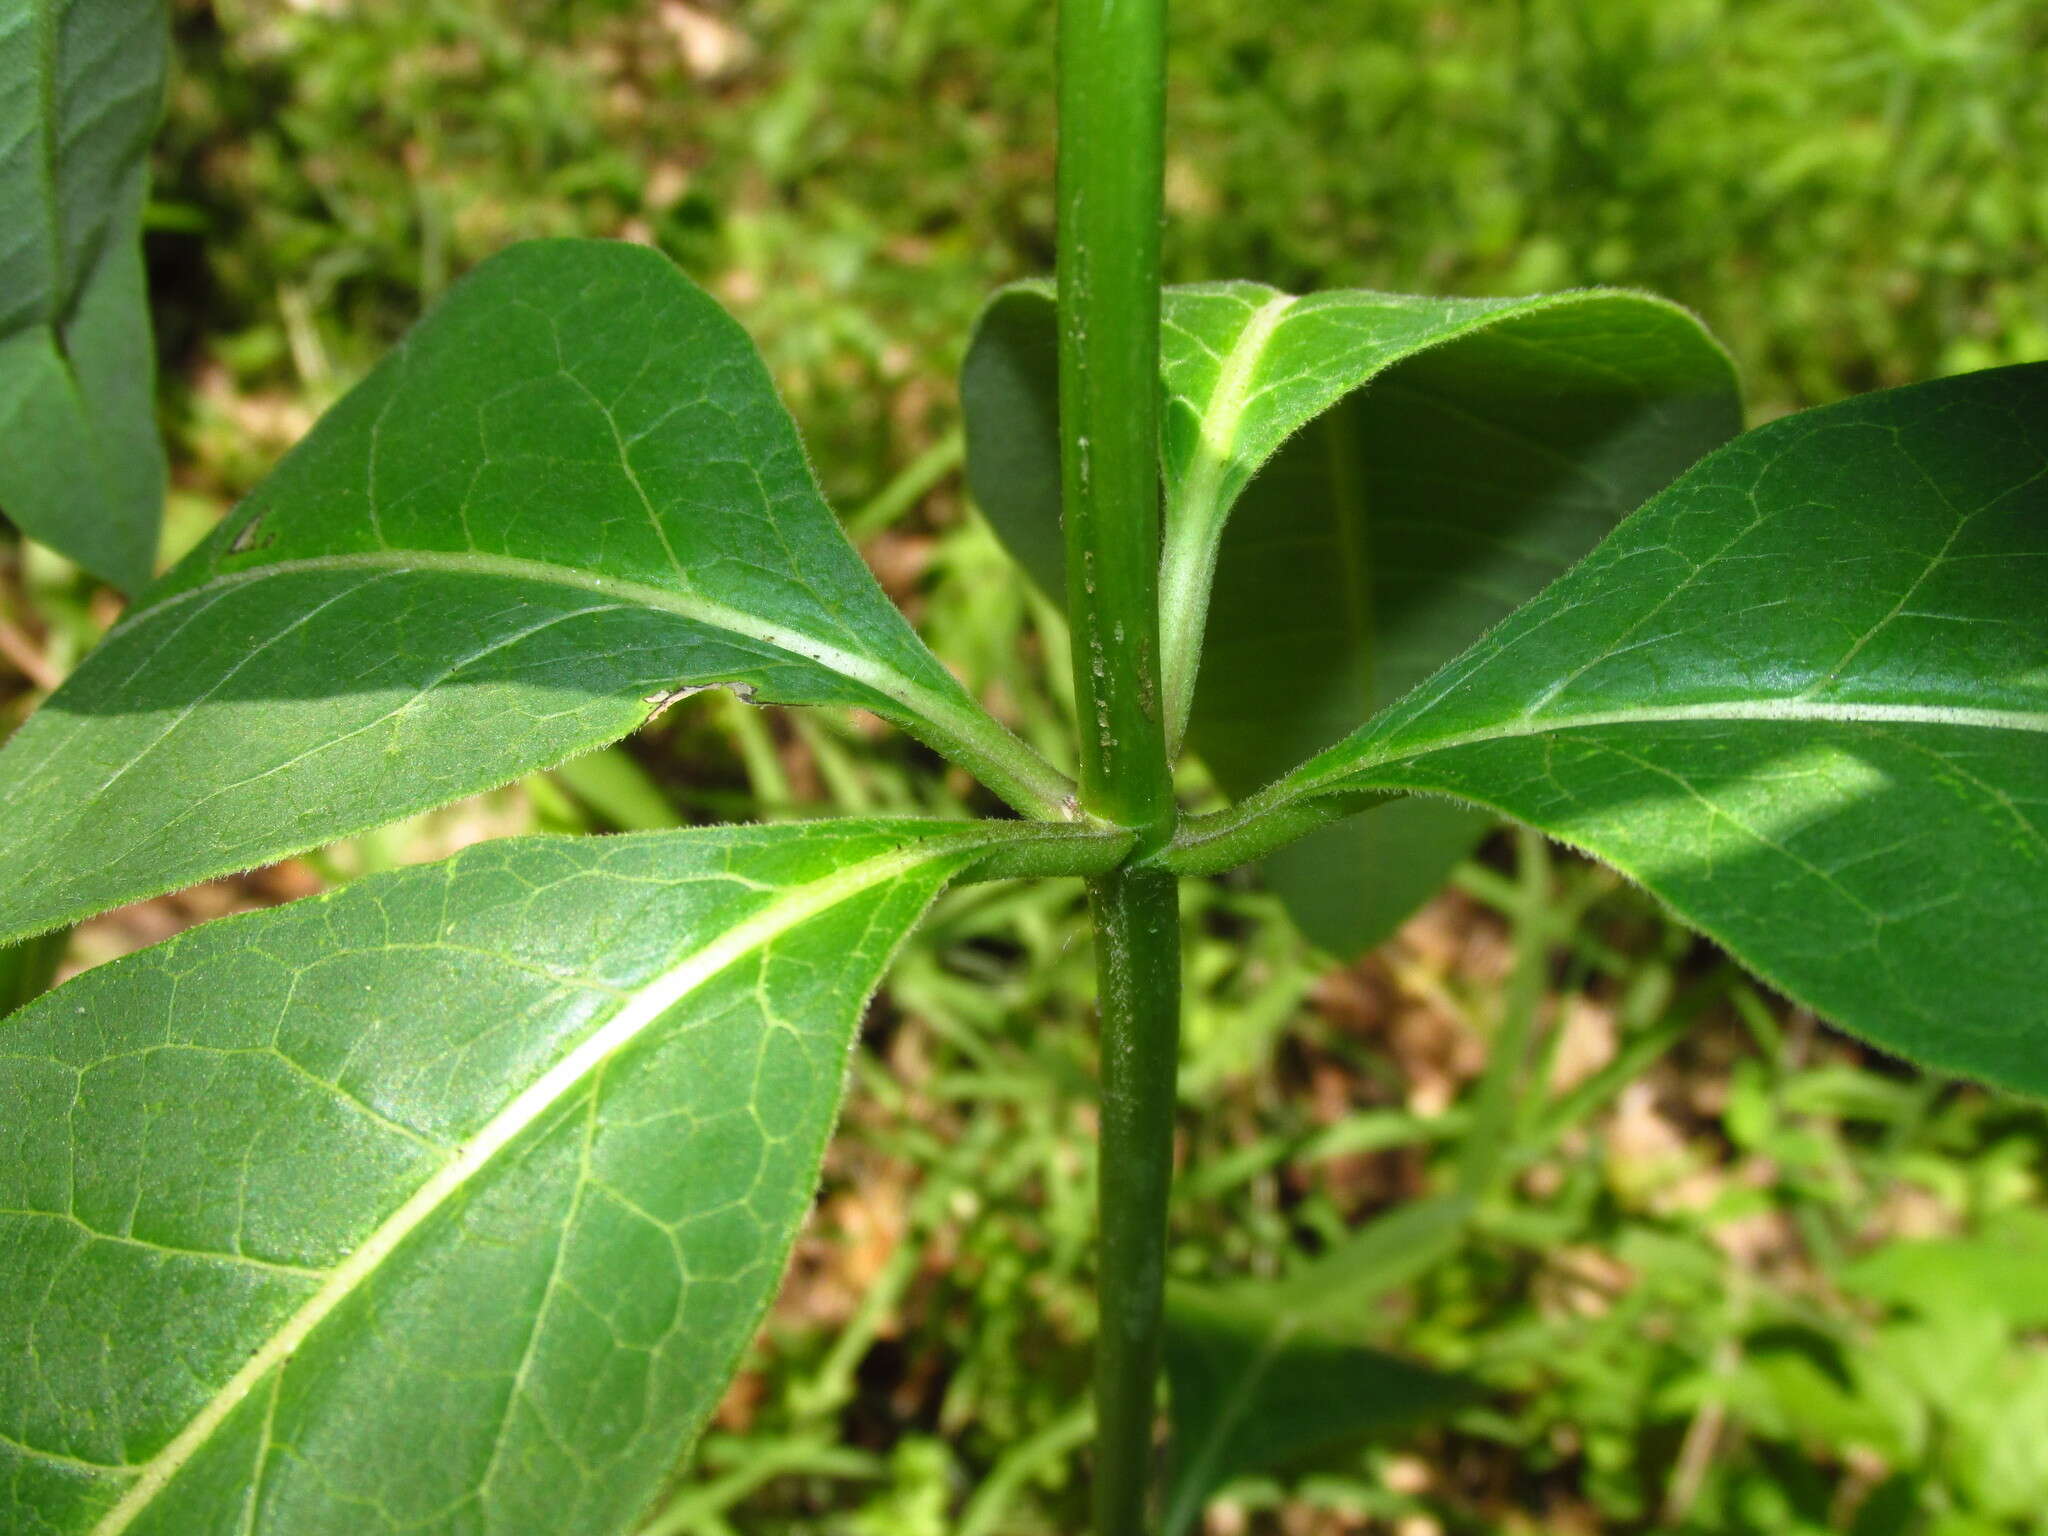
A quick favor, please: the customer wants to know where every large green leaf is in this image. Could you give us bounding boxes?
[963,280,1738,953]
[0,0,168,593]
[1162,1196,1477,1536]
[1190,366,2048,1090]
[0,240,1070,947]
[0,816,1120,1534]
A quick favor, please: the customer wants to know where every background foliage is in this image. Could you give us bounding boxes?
[4,1,2046,1531]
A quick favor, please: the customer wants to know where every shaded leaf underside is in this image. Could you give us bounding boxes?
[1180,286,1739,952]
[1161,1197,1476,1536]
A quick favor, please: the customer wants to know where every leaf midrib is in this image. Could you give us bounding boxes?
[1294,696,2048,799]
[102,546,1051,807]
[128,547,924,709]
[1158,291,1296,747]
[1172,291,1296,518]
[86,836,964,1535]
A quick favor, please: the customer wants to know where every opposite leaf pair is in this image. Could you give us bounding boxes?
[969,279,2048,1087]
[1,237,2043,1535]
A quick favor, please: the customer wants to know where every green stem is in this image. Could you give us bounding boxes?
[1088,864,1181,1535]
[1056,0,1177,1528]
[1058,0,1172,845]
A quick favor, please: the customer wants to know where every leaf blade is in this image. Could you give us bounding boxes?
[0,0,167,592]
[1161,1196,1478,1536]
[964,279,1738,952]
[0,817,1104,1534]
[1258,366,2048,1086]
[0,240,1069,945]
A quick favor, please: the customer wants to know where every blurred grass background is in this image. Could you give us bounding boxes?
[4,1,2048,1531]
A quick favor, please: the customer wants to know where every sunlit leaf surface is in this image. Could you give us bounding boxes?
[0,818,1094,1534]
[0,241,1066,946]
[1244,367,2048,1086]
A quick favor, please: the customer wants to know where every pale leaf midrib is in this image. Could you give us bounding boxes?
[95,547,1073,818]
[85,543,1087,822]
[1158,292,1297,747]
[87,837,962,1536]
[1172,284,1658,509]
[1296,697,2048,798]
[115,547,944,724]
[1173,291,1297,525]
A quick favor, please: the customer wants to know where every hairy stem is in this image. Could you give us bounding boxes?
[1056,0,1177,1528]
